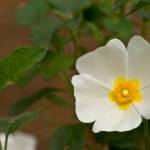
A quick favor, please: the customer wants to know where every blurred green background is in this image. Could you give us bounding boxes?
[0,0,150,150]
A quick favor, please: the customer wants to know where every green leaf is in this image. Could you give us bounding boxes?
[98,0,114,16]
[52,33,68,51]
[32,14,82,48]
[84,22,103,43]
[10,87,66,115]
[31,16,62,48]
[49,124,85,150]
[96,130,139,149]
[63,15,82,31]
[0,47,47,90]
[0,111,40,135]
[113,0,129,10]
[50,16,82,51]
[41,52,74,80]
[104,18,133,40]
[127,0,150,15]
[46,94,66,106]
[48,0,90,18]
[16,0,49,26]
[138,10,150,20]
[17,64,41,86]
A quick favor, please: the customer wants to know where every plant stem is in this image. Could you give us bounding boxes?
[69,29,80,59]
[144,120,149,150]
[4,134,9,150]
[60,72,73,96]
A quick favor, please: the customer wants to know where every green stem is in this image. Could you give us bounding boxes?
[60,72,73,95]
[144,120,149,150]
[4,134,9,150]
[69,30,80,59]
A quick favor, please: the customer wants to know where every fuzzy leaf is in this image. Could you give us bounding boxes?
[0,111,40,135]
[48,0,90,18]
[41,52,74,80]
[104,18,133,40]
[10,87,66,115]
[49,124,85,150]
[127,0,150,15]
[85,22,103,43]
[17,64,41,86]
[16,0,49,26]
[113,0,129,10]
[96,130,140,149]
[31,16,62,48]
[0,47,46,90]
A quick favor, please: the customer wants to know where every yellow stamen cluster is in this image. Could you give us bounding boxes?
[109,78,143,110]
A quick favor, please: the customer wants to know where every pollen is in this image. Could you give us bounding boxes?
[109,77,143,110]
[122,89,129,96]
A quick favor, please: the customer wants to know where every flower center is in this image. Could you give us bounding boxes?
[122,89,129,96]
[109,77,143,110]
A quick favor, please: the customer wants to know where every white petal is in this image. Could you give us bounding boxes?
[0,132,37,150]
[72,74,113,123]
[76,39,128,88]
[134,85,150,119]
[92,105,142,133]
[72,74,109,98]
[127,35,150,88]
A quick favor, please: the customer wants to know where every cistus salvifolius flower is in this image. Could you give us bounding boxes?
[0,132,37,150]
[72,35,150,133]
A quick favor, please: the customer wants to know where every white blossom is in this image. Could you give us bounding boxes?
[0,132,37,150]
[72,35,150,133]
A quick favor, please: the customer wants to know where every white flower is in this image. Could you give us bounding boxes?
[72,35,150,133]
[0,132,37,150]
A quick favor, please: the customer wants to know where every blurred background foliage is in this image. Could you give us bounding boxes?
[1,0,150,150]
